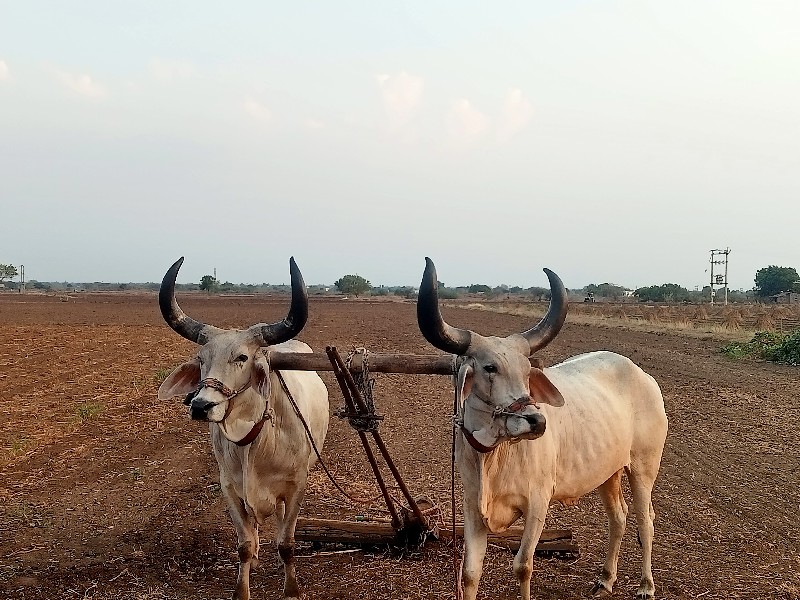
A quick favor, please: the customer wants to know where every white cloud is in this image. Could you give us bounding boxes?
[56,71,107,100]
[149,58,196,81]
[376,71,424,131]
[0,60,9,82]
[497,88,533,142]
[243,96,272,122]
[446,99,489,143]
[304,118,324,130]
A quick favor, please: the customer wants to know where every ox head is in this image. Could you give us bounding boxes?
[157,257,308,437]
[417,257,567,452]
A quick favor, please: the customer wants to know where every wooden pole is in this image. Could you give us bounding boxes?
[294,517,578,557]
[269,351,542,375]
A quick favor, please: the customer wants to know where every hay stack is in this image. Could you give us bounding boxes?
[754,313,775,331]
[611,306,629,320]
[723,310,743,330]
[644,308,660,323]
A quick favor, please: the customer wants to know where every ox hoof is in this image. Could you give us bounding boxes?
[635,595,654,600]
[590,581,613,597]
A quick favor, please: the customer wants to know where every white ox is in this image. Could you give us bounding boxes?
[416,258,668,600]
[157,257,329,600]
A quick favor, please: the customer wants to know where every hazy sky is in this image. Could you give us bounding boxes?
[2,1,798,291]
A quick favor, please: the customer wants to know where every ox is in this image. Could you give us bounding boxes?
[157,257,329,600]
[416,258,667,600]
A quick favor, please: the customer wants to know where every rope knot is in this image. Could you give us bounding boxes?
[336,348,383,432]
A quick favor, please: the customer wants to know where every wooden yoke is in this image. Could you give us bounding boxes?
[268,351,543,375]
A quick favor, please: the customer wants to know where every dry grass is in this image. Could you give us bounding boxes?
[451,301,789,342]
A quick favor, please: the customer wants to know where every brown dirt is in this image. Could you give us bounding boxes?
[1,292,798,599]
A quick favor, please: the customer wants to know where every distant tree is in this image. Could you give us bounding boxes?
[635,283,690,302]
[585,283,627,299]
[438,287,460,300]
[754,265,799,298]
[392,286,417,299]
[526,286,551,301]
[468,284,491,294]
[334,274,371,297]
[0,264,18,282]
[200,275,218,293]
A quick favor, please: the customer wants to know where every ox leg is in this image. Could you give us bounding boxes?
[461,501,489,600]
[591,469,628,597]
[628,468,657,599]
[275,489,304,599]
[224,489,259,600]
[514,503,548,600]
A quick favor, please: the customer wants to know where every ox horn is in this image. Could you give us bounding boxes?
[159,257,224,344]
[519,268,568,355]
[416,257,471,355]
[248,256,309,347]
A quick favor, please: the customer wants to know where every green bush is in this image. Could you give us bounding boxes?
[765,330,800,365]
[722,330,800,366]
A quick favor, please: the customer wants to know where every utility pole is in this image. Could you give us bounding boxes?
[19,264,25,294]
[709,248,731,305]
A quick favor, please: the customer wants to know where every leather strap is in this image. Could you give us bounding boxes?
[233,415,271,447]
[506,397,537,413]
[460,425,496,453]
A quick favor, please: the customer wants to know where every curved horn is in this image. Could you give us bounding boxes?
[249,256,309,346]
[520,268,568,354]
[416,257,471,355]
[159,257,222,344]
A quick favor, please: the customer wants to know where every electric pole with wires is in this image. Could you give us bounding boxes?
[709,248,731,305]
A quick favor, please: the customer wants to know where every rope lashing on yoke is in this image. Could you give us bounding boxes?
[335,348,384,432]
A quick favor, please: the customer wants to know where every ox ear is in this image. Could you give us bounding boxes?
[158,358,201,401]
[528,368,564,407]
[251,352,272,399]
[456,363,474,404]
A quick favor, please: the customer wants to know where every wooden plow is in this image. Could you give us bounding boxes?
[269,347,579,559]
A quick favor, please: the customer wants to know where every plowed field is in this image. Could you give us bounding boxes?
[1,293,798,599]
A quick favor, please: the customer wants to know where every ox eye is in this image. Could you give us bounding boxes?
[234,354,248,363]
[483,364,498,374]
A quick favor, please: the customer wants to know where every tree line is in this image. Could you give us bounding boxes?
[2,262,798,301]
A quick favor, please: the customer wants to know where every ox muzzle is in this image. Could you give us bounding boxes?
[497,396,547,440]
[184,378,249,422]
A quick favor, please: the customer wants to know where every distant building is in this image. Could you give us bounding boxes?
[770,291,800,304]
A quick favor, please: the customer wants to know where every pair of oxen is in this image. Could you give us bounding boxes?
[158,257,668,600]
